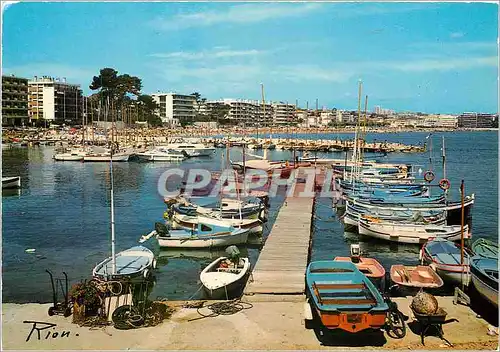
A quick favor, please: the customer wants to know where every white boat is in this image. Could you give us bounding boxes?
[2,176,21,189]
[83,146,131,162]
[53,152,85,161]
[421,237,471,286]
[172,214,263,235]
[154,221,249,248]
[358,218,469,244]
[92,246,156,282]
[163,141,215,157]
[92,131,155,282]
[135,147,187,162]
[200,256,251,299]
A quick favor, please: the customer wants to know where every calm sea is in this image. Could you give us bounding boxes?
[2,131,497,303]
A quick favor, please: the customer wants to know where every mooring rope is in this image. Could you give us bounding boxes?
[188,299,253,322]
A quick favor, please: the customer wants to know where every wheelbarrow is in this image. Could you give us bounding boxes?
[46,270,72,317]
[411,307,458,346]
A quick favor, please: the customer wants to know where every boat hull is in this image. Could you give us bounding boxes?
[2,176,21,189]
[470,258,498,307]
[157,231,249,248]
[53,154,84,161]
[83,154,130,162]
[359,220,468,244]
[200,257,250,299]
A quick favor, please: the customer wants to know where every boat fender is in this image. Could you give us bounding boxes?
[152,259,157,270]
[423,170,435,183]
[438,178,450,191]
[143,269,150,279]
[258,209,267,223]
[418,248,423,262]
[163,211,170,219]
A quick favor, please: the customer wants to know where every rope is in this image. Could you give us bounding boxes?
[188,299,253,322]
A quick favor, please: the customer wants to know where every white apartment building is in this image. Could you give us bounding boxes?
[28,76,82,124]
[319,111,334,126]
[272,102,296,125]
[418,114,458,128]
[152,92,195,125]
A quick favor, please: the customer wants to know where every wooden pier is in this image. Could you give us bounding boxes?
[244,170,317,301]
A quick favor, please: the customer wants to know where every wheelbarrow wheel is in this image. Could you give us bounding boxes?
[64,306,72,317]
[387,309,406,339]
[48,307,55,316]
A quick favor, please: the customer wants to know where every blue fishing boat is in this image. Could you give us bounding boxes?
[306,261,388,333]
[421,237,471,286]
[348,193,446,205]
[470,238,498,307]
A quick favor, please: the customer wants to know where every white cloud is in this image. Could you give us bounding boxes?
[384,56,498,72]
[271,65,352,82]
[150,49,263,60]
[151,3,322,30]
[450,32,465,39]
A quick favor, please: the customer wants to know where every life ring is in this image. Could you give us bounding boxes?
[439,178,450,190]
[423,170,435,182]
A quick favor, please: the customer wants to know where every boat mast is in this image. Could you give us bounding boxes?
[260,83,265,147]
[361,95,368,160]
[460,180,465,290]
[107,96,116,275]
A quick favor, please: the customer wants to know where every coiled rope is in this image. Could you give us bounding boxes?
[188,299,253,322]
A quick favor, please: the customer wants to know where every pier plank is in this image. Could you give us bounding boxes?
[245,190,314,297]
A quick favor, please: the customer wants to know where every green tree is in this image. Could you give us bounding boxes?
[89,68,142,105]
[209,102,230,124]
[137,94,162,126]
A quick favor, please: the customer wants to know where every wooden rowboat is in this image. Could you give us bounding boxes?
[306,261,388,333]
[390,265,443,295]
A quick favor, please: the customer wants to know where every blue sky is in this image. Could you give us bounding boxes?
[2,2,498,114]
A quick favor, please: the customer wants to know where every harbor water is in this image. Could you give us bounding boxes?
[2,131,497,303]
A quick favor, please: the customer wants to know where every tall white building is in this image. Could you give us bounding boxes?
[272,102,296,125]
[28,76,82,124]
[151,92,195,125]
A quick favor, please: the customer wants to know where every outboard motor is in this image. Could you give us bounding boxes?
[350,244,361,264]
[225,245,241,265]
[155,222,170,237]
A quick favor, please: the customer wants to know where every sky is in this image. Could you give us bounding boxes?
[2,1,498,114]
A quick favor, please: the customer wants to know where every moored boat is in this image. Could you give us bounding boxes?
[358,218,469,244]
[153,221,249,248]
[92,245,156,282]
[135,147,187,162]
[421,237,471,286]
[334,244,386,289]
[200,246,251,299]
[171,213,263,235]
[2,176,21,189]
[470,238,498,307]
[390,265,443,295]
[306,260,388,333]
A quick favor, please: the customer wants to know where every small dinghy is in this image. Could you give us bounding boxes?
[421,237,471,286]
[470,238,498,307]
[200,246,251,299]
[334,244,386,289]
[2,176,21,189]
[92,246,156,282]
[390,265,443,295]
[306,260,388,333]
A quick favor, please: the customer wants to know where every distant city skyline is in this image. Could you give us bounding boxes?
[2,2,498,114]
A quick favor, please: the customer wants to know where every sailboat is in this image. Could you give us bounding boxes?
[92,99,156,282]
